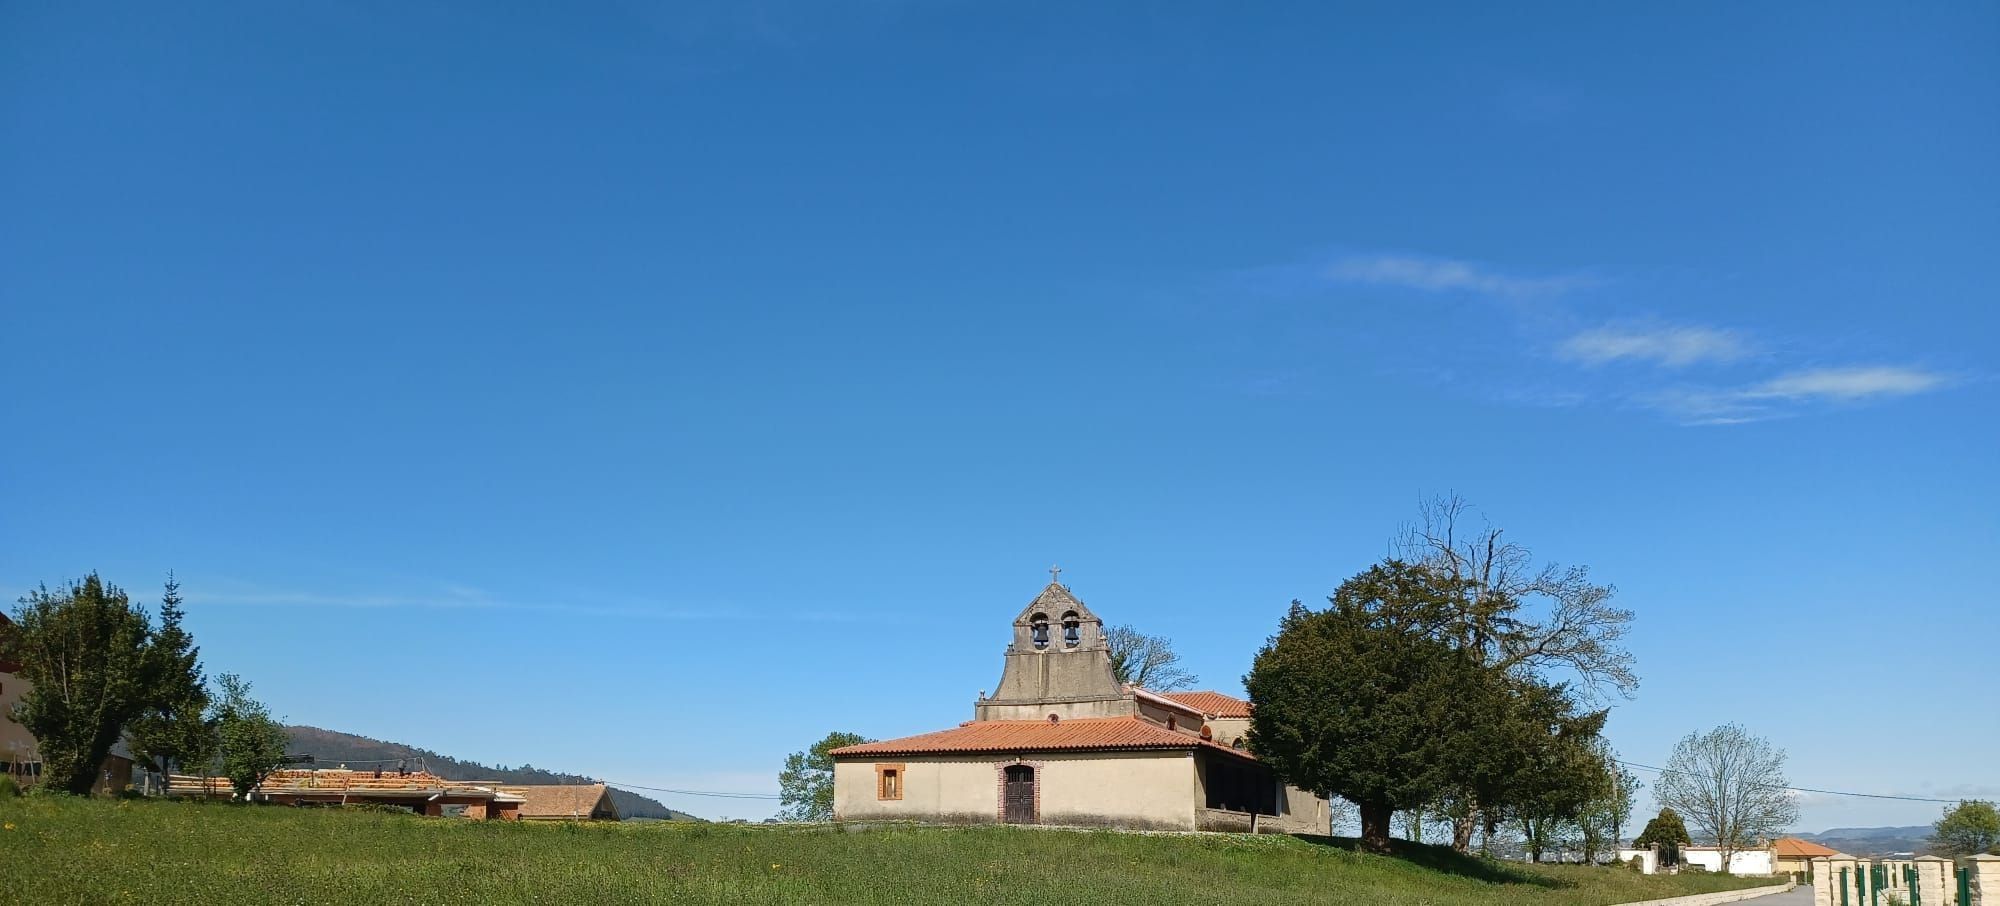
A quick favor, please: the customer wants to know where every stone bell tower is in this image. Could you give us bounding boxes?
[974,569,1134,721]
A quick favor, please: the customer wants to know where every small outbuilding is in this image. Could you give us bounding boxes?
[1772,837,1838,876]
[505,783,622,821]
[168,768,527,819]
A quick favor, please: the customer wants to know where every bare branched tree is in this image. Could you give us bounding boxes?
[1393,493,1638,852]
[1654,724,1800,872]
[1393,493,1637,697]
[1105,624,1196,691]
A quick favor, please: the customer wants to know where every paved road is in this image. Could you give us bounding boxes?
[1749,886,1814,905]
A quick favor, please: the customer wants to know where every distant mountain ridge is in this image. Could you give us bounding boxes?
[284,726,702,822]
[1794,825,1934,857]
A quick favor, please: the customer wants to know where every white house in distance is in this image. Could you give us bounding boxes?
[1616,841,1781,876]
[829,577,1328,833]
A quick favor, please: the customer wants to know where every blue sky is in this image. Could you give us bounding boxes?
[3,2,1994,829]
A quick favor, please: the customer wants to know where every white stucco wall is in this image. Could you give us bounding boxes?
[835,757,1008,824]
[1276,783,1328,834]
[1617,847,1660,874]
[1204,716,1251,747]
[834,751,1199,830]
[1682,848,1774,875]
[1133,698,1201,732]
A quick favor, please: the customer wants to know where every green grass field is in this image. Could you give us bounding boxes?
[0,796,1777,905]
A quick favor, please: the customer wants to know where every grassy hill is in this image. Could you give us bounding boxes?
[285,725,702,822]
[0,795,1778,905]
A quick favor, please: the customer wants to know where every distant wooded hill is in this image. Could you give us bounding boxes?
[1794,826,1936,857]
[283,726,702,822]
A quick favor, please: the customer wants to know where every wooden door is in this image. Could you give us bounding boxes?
[1003,765,1035,824]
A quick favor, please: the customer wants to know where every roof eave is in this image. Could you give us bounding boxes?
[1128,686,1208,717]
[834,744,1201,759]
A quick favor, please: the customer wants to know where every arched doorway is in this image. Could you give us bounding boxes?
[1002,764,1036,824]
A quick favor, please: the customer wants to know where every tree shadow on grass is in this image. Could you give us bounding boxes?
[1289,834,1568,890]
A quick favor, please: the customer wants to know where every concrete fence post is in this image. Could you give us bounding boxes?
[1914,856,1949,906]
[1812,857,1836,906]
[1830,856,1861,906]
[1965,854,2000,906]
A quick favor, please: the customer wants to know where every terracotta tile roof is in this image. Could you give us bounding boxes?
[260,769,508,797]
[505,783,620,820]
[831,716,1255,760]
[1773,837,1838,858]
[167,769,518,800]
[263,768,458,790]
[1159,690,1253,718]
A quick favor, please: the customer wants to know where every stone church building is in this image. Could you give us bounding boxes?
[830,578,1329,833]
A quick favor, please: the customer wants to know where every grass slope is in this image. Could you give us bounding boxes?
[0,796,1774,905]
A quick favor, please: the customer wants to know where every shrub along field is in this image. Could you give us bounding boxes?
[0,796,1776,905]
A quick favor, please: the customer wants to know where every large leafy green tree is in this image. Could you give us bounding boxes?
[1931,800,2000,857]
[1497,683,1612,862]
[1575,747,1640,864]
[128,575,217,783]
[1634,807,1693,867]
[1396,494,1635,851]
[1245,561,1506,852]
[777,731,870,822]
[7,575,160,794]
[1449,674,1609,859]
[213,674,289,799]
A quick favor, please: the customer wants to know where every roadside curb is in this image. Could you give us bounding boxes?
[1610,880,1794,906]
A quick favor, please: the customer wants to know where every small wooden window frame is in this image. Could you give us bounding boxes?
[875,763,905,801]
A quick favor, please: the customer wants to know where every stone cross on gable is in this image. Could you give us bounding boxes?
[1049,565,1062,584]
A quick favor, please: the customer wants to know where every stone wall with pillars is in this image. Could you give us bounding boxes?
[1965,854,2000,906]
[1828,855,1863,906]
[1914,856,1951,906]
[1808,856,1834,906]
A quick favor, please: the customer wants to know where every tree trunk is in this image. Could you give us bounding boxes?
[58,768,95,795]
[1359,802,1394,853]
[1452,806,1478,853]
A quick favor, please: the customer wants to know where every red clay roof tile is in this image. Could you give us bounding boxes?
[1772,837,1839,858]
[504,784,619,820]
[831,716,1254,760]
[1158,690,1253,718]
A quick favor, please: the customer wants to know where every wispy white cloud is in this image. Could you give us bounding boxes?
[189,588,680,619]
[1239,246,1963,426]
[1638,365,1950,426]
[1559,325,1753,368]
[1637,387,1782,426]
[1326,253,1594,298]
[185,585,869,623]
[1742,366,1947,401]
